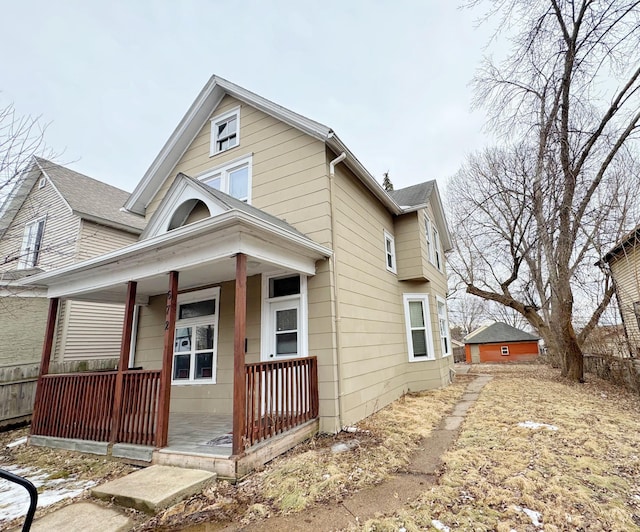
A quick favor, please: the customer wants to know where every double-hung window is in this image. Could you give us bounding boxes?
[200,155,252,203]
[18,217,46,269]
[172,287,220,384]
[436,296,451,357]
[425,215,433,262]
[210,107,240,155]
[432,226,442,271]
[403,294,435,361]
[384,230,397,273]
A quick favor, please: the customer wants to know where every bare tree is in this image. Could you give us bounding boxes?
[447,290,489,335]
[452,0,640,381]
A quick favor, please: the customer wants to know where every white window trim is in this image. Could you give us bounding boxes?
[425,215,434,264]
[436,295,451,357]
[198,153,253,203]
[18,216,46,269]
[501,346,510,356]
[433,225,442,271]
[384,230,397,274]
[403,293,435,362]
[38,177,47,189]
[260,272,308,361]
[171,286,220,385]
[210,106,241,156]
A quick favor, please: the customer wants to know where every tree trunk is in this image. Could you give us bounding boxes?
[564,340,584,382]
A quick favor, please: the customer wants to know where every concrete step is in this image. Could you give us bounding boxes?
[92,465,216,514]
[26,502,132,532]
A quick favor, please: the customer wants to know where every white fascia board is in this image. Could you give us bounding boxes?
[428,185,452,251]
[20,210,331,289]
[326,133,402,216]
[125,78,226,215]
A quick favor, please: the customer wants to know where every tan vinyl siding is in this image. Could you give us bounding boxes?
[0,296,49,366]
[394,211,424,280]
[0,173,79,272]
[610,246,640,353]
[421,206,448,292]
[75,220,139,261]
[332,161,452,426]
[54,300,125,361]
[145,95,331,247]
[134,276,262,415]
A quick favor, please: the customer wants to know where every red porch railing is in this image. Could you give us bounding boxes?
[32,369,161,446]
[244,356,319,447]
[32,371,117,442]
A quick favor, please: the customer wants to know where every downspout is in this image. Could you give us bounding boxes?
[329,152,346,431]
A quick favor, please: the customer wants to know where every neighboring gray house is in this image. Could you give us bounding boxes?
[0,157,145,425]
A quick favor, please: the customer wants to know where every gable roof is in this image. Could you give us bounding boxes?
[388,181,435,208]
[0,157,145,238]
[141,172,311,241]
[464,322,539,344]
[389,180,452,251]
[35,158,145,233]
[124,75,401,217]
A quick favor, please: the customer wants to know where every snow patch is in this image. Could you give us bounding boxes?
[514,505,543,527]
[431,519,451,532]
[0,464,96,524]
[518,421,558,431]
[6,437,27,449]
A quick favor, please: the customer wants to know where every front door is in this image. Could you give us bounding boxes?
[267,299,300,360]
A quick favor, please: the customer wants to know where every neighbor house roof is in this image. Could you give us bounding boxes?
[601,223,640,264]
[464,322,539,344]
[34,158,146,233]
[0,157,145,239]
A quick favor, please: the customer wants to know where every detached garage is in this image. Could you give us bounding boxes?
[464,322,539,363]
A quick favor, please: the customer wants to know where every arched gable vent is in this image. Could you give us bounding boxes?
[167,199,211,231]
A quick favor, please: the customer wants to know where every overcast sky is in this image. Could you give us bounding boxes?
[1,1,500,198]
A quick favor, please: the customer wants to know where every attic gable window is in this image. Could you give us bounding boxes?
[18,217,46,269]
[210,107,240,155]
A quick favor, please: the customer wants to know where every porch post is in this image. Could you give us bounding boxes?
[32,297,59,434]
[39,297,59,376]
[110,281,137,443]
[157,271,178,448]
[232,253,247,456]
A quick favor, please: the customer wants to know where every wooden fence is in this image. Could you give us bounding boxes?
[244,356,318,447]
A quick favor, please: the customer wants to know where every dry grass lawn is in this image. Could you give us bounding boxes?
[363,365,640,532]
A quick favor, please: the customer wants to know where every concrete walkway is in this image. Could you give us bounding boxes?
[220,373,492,532]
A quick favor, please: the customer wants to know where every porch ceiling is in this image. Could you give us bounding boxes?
[19,211,331,303]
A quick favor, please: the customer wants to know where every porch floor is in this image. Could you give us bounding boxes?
[163,413,233,457]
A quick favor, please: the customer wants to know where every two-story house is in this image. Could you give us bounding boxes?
[21,76,453,478]
[0,157,145,425]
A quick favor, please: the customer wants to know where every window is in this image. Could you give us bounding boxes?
[437,296,451,357]
[432,225,442,271]
[172,287,220,384]
[384,230,397,273]
[18,217,46,269]
[425,215,433,262]
[210,107,240,155]
[200,155,252,203]
[634,302,640,330]
[261,273,308,360]
[501,346,510,356]
[403,294,435,361]
[38,177,46,189]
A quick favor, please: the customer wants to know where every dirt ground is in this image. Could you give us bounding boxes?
[3,363,640,531]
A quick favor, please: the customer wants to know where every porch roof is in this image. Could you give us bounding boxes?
[18,209,332,303]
